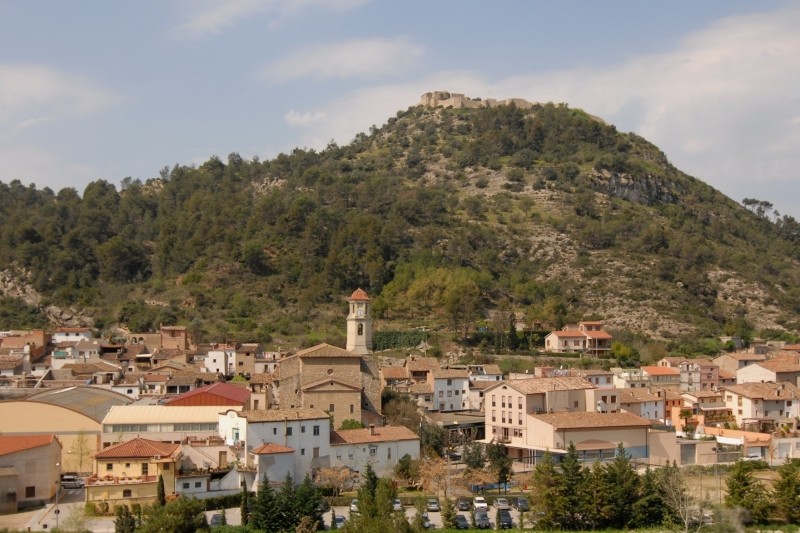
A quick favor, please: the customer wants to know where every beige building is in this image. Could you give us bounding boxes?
[87,438,180,505]
[723,382,800,429]
[345,288,372,355]
[0,434,61,512]
[527,412,652,462]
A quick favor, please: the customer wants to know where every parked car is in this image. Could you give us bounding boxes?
[498,509,514,529]
[209,514,223,527]
[494,497,510,510]
[60,475,84,489]
[393,499,404,512]
[420,512,433,529]
[333,515,347,528]
[474,509,491,529]
[473,496,488,509]
[457,498,471,511]
[426,498,440,512]
[349,499,359,513]
[316,499,330,513]
[454,514,470,529]
[512,497,529,511]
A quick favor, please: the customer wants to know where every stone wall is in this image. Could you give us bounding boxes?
[419,91,536,110]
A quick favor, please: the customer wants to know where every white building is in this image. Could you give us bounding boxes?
[52,328,94,345]
[218,408,331,485]
[203,347,235,375]
[330,425,420,478]
[723,382,800,428]
[431,370,470,412]
[101,405,237,448]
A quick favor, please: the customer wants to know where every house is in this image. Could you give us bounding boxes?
[618,388,666,422]
[330,424,420,478]
[611,368,650,389]
[175,437,248,497]
[0,434,61,512]
[430,369,469,412]
[164,382,250,408]
[380,366,410,390]
[677,359,719,392]
[218,408,331,487]
[50,328,94,344]
[466,381,495,411]
[641,366,681,388]
[681,390,733,426]
[736,358,800,387]
[101,405,240,448]
[86,438,180,505]
[713,352,766,374]
[406,357,441,383]
[483,377,595,447]
[544,322,613,357]
[466,364,503,382]
[570,368,615,389]
[231,343,262,377]
[203,345,236,375]
[246,373,274,411]
[526,412,651,462]
[408,381,434,412]
[723,382,800,429]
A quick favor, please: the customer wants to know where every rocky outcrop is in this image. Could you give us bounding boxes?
[0,268,93,327]
[589,169,684,205]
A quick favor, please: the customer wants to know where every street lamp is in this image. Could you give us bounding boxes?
[55,462,61,530]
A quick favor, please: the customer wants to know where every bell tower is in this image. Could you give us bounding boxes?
[346,288,372,355]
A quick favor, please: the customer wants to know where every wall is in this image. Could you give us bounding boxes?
[331,439,420,478]
[0,439,61,510]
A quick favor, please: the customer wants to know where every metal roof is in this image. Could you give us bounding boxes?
[25,386,131,423]
[102,405,240,425]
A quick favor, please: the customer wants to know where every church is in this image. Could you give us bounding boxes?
[272,289,383,428]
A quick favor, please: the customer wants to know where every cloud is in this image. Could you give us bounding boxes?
[284,109,326,127]
[282,4,800,216]
[261,37,424,82]
[0,64,120,140]
[173,0,368,39]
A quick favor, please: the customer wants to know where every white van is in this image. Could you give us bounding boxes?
[61,475,85,489]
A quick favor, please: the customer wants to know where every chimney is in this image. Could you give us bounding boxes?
[369,424,376,435]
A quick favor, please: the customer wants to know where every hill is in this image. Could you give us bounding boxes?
[0,97,798,354]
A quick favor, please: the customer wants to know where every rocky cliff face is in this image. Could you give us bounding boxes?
[0,268,93,327]
[589,169,684,205]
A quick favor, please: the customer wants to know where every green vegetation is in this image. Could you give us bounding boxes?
[0,103,798,347]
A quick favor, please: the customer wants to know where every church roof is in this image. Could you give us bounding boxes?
[348,288,370,301]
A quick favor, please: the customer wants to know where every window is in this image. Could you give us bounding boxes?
[602,396,607,403]
[286,427,293,436]
[106,463,113,471]
[492,395,496,407]
[313,447,320,458]
[369,445,378,456]
[313,425,320,436]
[574,401,579,408]
[273,428,277,435]
[239,361,243,366]
[455,390,459,396]
[447,391,452,397]
[125,463,131,468]
[301,449,305,456]
[329,403,335,412]
[25,486,35,498]
[350,404,354,414]
[610,395,616,402]
[388,448,391,459]
[163,464,170,471]
[183,482,190,489]
[447,379,452,386]
[358,323,363,335]
[127,389,133,394]
[348,451,354,459]
[301,426,306,433]
[195,481,202,488]
[142,464,149,476]
[518,399,522,409]
[492,410,496,422]
[123,489,132,498]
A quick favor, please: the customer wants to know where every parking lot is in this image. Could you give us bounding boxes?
[328,501,528,530]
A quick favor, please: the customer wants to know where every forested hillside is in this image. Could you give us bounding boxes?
[0,102,798,351]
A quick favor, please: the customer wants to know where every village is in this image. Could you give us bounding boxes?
[1,288,800,529]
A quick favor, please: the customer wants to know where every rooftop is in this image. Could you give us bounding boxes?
[331,425,419,445]
[165,382,251,405]
[489,377,595,395]
[95,437,179,459]
[0,434,57,456]
[531,411,652,429]
[103,405,239,425]
[233,408,330,423]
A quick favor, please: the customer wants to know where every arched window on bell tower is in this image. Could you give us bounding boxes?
[358,324,363,336]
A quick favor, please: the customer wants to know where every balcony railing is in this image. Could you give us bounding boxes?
[87,475,157,486]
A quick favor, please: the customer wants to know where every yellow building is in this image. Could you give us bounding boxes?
[86,438,180,505]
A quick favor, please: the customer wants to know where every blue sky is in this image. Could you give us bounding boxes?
[1,1,798,219]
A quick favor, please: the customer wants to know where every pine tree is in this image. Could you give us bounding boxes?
[556,442,587,530]
[250,475,277,531]
[531,451,560,529]
[774,459,800,524]
[114,505,136,533]
[631,467,666,528]
[600,443,640,528]
[240,483,250,526]
[156,474,166,506]
[441,497,457,529]
[725,460,772,523]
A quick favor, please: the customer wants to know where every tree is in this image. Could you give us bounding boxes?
[598,444,640,529]
[485,442,512,494]
[725,460,772,523]
[156,474,166,506]
[774,459,800,524]
[138,497,208,533]
[115,505,136,533]
[631,467,667,528]
[315,467,353,496]
[339,418,365,430]
[420,422,446,457]
[463,441,486,470]
[555,442,588,530]
[441,497,457,529]
[530,452,560,529]
[250,475,277,531]
[394,454,421,487]
[67,431,94,475]
[240,483,251,526]
[659,462,709,533]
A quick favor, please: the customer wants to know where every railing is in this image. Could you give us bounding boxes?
[87,475,157,486]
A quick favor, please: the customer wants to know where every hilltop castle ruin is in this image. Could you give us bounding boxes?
[419,91,536,110]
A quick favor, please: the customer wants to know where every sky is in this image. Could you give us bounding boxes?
[1,1,799,219]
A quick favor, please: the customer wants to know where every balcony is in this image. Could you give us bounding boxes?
[87,475,157,486]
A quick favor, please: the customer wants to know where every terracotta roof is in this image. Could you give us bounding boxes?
[0,434,57,456]
[481,364,502,375]
[331,425,419,445]
[469,381,496,390]
[431,369,469,380]
[94,438,179,459]
[406,357,441,372]
[584,330,613,340]
[489,377,595,395]
[381,367,409,380]
[234,408,330,422]
[165,382,250,405]
[294,343,356,358]
[249,372,274,384]
[252,443,294,455]
[348,288,370,301]
[718,369,736,379]
[570,368,613,377]
[723,381,800,400]
[55,327,92,333]
[754,359,800,373]
[720,353,767,361]
[62,361,120,374]
[547,330,587,338]
[408,382,433,394]
[641,366,680,376]
[531,411,652,429]
[659,357,687,366]
[681,390,724,400]
[619,389,662,403]
[579,321,604,326]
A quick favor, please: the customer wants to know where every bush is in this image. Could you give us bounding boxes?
[84,502,98,516]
